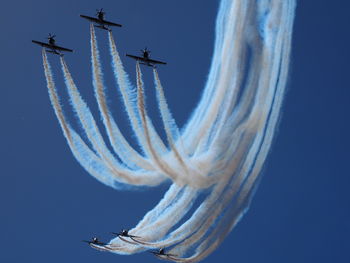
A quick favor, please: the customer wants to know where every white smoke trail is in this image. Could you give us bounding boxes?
[153,69,206,179]
[108,29,167,156]
[59,56,164,186]
[89,25,156,172]
[135,63,216,188]
[43,50,125,188]
[40,0,296,261]
[135,62,176,177]
[153,69,188,163]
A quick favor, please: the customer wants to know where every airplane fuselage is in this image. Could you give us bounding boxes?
[48,38,55,46]
[143,52,150,59]
[98,14,104,20]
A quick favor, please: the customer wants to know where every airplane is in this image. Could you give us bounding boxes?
[80,8,122,31]
[126,48,167,67]
[82,237,107,246]
[112,229,141,239]
[32,34,73,56]
[150,248,177,258]
[82,237,119,252]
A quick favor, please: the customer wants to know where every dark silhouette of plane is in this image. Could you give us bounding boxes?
[80,8,122,31]
[150,248,177,258]
[112,229,141,239]
[82,237,107,246]
[32,34,73,56]
[126,48,167,67]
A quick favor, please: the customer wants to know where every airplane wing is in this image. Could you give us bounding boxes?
[126,54,144,61]
[80,15,122,27]
[101,19,122,27]
[126,54,167,66]
[80,15,100,23]
[32,40,73,53]
[52,45,73,52]
[147,58,167,65]
[32,40,51,48]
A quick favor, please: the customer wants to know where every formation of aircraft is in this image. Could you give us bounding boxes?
[32,8,168,67]
[32,34,73,56]
[127,48,167,67]
[82,230,178,260]
[34,13,171,257]
[80,8,122,31]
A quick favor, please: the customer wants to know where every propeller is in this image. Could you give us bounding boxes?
[141,47,151,55]
[47,33,56,39]
[96,8,105,16]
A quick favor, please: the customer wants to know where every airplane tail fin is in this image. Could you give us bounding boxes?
[95,25,110,31]
[46,49,62,56]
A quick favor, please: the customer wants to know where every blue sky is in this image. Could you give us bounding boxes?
[1,0,349,262]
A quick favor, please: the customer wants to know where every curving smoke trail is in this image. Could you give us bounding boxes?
[41,0,296,261]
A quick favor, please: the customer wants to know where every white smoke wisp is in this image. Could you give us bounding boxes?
[41,0,296,261]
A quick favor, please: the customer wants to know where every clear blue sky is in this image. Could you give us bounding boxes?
[1,0,349,262]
